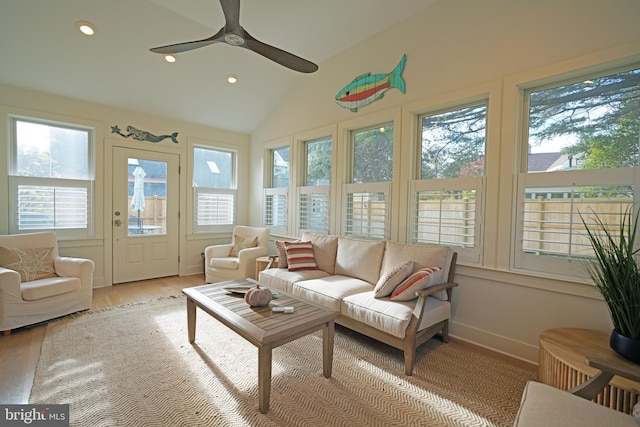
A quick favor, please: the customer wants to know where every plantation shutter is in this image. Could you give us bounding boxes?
[264,187,288,236]
[297,186,330,235]
[343,182,390,240]
[194,188,236,232]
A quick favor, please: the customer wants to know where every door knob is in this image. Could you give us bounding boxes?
[113,219,122,227]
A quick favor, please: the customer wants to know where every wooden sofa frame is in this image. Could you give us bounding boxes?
[336,252,458,375]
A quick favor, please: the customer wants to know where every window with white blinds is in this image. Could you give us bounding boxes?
[297,186,329,234]
[516,65,640,277]
[9,118,94,238]
[343,182,390,240]
[264,188,288,236]
[409,177,483,262]
[192,146,236,233]
[412,101,487,263]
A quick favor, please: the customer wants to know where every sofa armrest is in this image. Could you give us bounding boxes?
[54,256,95,288]
[587,355,640,383]
[567,355,640,400]
[415,281,458,299]
[0,267,22,299]
[412,281,458,322]
[204,244,232,258]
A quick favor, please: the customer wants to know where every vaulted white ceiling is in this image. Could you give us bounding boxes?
[0,0,440,133]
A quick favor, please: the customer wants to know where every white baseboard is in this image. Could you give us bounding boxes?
[450,320,539,366]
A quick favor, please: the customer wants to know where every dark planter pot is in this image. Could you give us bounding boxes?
[610,329,640,364]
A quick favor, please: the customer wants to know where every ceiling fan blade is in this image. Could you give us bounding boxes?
[244,32,318,73]
[150,28,225,54]
[220,0,240,32]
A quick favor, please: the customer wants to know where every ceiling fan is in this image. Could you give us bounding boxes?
[150,0,318,73]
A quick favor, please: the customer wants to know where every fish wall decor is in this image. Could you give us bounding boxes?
[335,54,406,112]
[111,125,179,144]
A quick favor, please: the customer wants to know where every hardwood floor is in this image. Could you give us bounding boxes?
[0,274,206,404]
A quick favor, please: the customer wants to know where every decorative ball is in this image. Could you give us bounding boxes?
[244,286,273,307]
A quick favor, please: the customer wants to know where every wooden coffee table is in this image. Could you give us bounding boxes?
[182,278,338,413]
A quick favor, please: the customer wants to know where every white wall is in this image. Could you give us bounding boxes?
[0,84,251,286]
[249,0,640,363]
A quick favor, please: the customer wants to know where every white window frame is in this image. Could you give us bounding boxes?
[512,62,640,279]
[8,116,95,239]
[191,146,237,234]
[295,132,333,236]
[263,141,292,237]
[406,100,488,263]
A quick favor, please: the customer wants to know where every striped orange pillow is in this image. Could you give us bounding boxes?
[390,267,442,301]
[285,241,318,271]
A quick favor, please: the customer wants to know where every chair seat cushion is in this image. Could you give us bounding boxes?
[21,276,82,301]
[342,291,450,339]
[514,381,637,426]
[210,257,239,269]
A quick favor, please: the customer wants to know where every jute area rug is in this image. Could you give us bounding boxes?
[30,297,535,427]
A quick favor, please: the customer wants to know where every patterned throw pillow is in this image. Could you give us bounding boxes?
[374,260,413,298]
[0,246,57,282]
[274,240,289,269]
[285,241,318,271]
[229,234,258,257]
[390,267,442,301]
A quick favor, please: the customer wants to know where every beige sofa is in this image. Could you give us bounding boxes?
[258,232,457,375]
[0,232,94,334]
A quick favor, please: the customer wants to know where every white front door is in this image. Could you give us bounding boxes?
[112,147,179,284]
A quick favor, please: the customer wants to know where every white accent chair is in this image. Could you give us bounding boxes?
[204,226,269,283]
[0,232,94,334]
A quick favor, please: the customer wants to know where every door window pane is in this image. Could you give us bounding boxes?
[128,158,166,236]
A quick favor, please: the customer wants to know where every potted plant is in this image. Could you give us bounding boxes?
[580,206,640,364]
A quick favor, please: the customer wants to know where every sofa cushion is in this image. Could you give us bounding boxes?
[274,240,289,269]
[229,234,258,257]
[0,246,57,282]
[210,258,239,269]
[391,267,443,301]
[374,260,413,298]
[21,276,82,301]
[334,237,385,284]
[301,232,339,274]
[293,275,372,311]
[259,267,329,294]
[342,291,450,339]
[285,241,318,271]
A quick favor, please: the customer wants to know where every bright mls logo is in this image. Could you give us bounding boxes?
[1,405,69,426]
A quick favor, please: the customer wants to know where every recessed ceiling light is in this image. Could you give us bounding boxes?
[164,54,177,63]
[77,21,95,36]
[227,74,238,84]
